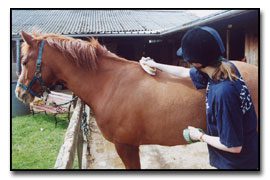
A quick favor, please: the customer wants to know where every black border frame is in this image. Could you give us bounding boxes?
[10,8,261,173]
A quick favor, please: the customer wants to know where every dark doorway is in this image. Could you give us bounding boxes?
[117,43,135,60]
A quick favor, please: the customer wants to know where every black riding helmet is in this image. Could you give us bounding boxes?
[176,26,225,66]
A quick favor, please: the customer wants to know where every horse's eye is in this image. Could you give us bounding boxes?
[22,57,28,66]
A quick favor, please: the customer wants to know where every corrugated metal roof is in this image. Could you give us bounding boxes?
[12,10,198,38]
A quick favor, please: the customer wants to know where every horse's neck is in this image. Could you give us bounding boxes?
[51,55,125,111]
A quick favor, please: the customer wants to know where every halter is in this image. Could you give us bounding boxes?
[17,40,50,98]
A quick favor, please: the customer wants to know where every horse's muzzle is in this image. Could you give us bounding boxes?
[15,86,34,104]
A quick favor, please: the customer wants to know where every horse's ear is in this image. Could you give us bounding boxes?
[21,31,34,47]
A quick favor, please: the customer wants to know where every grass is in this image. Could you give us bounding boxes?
[12,113,79,169]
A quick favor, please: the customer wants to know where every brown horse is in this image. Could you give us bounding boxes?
[15,31,258,169]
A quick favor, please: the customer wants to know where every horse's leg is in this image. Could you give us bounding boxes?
[114,142,141,169]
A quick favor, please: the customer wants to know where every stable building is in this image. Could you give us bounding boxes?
[12,10,259,72]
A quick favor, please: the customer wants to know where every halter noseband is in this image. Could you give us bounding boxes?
[17,40,50,98]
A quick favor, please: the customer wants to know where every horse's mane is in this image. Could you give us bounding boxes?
[35,33,110,70]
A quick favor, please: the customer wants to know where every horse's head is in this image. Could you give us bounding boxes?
[15,31,56,104]
[16,32,114,104]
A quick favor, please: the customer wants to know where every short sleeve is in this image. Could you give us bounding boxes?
[189,67,209,89]
[215,84,244,147]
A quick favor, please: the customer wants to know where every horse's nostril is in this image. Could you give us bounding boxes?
[21,93,27,100]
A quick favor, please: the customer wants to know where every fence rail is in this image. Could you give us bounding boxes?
[54,99,89,169]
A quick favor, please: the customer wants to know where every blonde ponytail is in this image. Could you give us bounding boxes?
[211,60,239,81]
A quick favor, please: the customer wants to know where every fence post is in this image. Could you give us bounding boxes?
[54,99,82,169]
[77,130,83,169]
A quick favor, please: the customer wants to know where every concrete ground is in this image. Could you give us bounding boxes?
[87,116,215,169]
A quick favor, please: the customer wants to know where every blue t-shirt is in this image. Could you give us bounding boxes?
[189,64,258,169]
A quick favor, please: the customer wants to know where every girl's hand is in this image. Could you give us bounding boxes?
[140,57,157,67]
[188,126,204,141]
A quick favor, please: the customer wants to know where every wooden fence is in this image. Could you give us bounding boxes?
[54,99,89,169]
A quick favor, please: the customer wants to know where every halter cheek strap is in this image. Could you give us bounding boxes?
[36,40,45,73]
[17,40,50,98]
